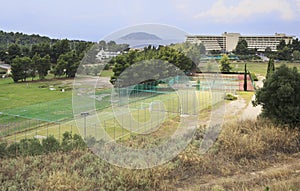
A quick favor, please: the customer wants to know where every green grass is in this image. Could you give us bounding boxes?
[100,69,113,77]
[5,122,78,142]
[231,61,300,76]
[0,73,226,143]
[237,91,255,104]
[0,78,72,111]
[3,90,221,142]
[3,98,72,122]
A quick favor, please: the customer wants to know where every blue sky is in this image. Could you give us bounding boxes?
[0,0,300,41]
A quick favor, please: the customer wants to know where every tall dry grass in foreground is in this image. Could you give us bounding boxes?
[0,119,299,190]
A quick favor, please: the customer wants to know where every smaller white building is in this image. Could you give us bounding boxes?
[96,48,120,60]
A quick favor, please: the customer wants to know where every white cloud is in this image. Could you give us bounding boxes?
[295,0,300,12]
[194,0,295,22]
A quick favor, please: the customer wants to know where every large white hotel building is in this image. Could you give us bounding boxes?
[186,32,295,52]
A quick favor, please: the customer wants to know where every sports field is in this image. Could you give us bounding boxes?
[5,60,294,143]
[231,61,300,76]
[2,88,221,142]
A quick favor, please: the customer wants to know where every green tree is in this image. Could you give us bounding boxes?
[266,58,275,79]
[31,42,51,58]
[39,55,51,79]
[110,46,195,84]
[54,51,80,78]
[29,54,38,80]
[51,39,70,63]
[277,40,286,50]
[171,42,205,65]
[32,53,51,80]
[292,50,300,60]
[11,56,31,82]
[264,47,274,58]
[244,64,247,91]
[6,44,22,64]
[235,40,248,55]
[277,46,292,60]
[253,65,300,127]
[291,38,300,51]
[219,54,232,73]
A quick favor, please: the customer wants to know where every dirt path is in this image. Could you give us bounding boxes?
[240,75,264,121]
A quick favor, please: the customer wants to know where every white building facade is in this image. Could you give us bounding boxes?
[186,32,295,52]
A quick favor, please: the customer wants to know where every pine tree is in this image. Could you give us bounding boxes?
[266,58,275,79]
[244,64,247,91]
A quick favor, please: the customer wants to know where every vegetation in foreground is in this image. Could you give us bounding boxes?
[0,119,299,191]
[254,64,300,127]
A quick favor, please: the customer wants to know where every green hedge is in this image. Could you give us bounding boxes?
[0,132,86,158]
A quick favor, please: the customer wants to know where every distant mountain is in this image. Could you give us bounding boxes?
[119,32,162,41]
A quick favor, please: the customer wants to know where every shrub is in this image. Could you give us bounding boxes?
[253,64,300,127]
[250,72,258,81]
[19,138,43,156]
[0,142,7,158]
[224,93,237,101]
[42,136,60,153]
[6,142,20,157]
[73,134,86,150]
[61,131,73,152]
[27,138,43,155]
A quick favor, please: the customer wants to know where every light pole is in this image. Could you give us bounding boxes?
[81,112,89,139]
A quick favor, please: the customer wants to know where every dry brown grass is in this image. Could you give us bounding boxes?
[1,119,299,190]
[175,119,300,190]
[218,119,299,161]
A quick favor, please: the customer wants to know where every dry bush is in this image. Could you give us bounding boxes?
[218,119,300,161]
[258,120,299,154]
[218,120,266,160]
[260,178,300,191]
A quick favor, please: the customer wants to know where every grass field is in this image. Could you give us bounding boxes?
[232,61,300,76]
[0,78,72,111]
[0,68,248,142]
[3,89,222,142]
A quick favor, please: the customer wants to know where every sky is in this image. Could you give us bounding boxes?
[0,0,300,41]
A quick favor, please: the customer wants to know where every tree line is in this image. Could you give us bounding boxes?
[0,39,93,82]
[235,38,300,61]
[0,30,57,50]
[109,44,198,85]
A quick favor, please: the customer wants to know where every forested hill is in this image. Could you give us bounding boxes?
[0,30,59,49]
[0,30,93,50]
